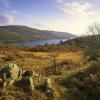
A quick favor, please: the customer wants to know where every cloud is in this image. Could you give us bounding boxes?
[33,23,47,29]
[0,13,14,25]
[58,1,96,18]
[0,0,11,7]
[0,0,16,25]
[56,0,64,3]
[28,1,100,35]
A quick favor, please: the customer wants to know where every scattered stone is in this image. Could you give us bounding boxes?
[2,73,7,80]
[0,78,3,88]
[22,70,41,81]
[21,77,34,90]
[2,81,7,88]
[0,63,22,80]
[22,70,33,77]
[21,77,34,95]
[0,79,7,88]
[46,78,52,89]
[44,78,54,98]
[0,63,41,92]
[44,77,53,91]
[9,79,15,86]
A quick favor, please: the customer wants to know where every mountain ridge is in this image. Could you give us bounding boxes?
[0,25,76,43]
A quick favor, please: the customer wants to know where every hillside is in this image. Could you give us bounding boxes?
[0,25,76,43]
[0,34,100,99]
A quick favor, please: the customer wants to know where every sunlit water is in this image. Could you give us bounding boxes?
[14,39,68,46]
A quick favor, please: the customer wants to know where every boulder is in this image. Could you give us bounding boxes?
[22,70,41,81]
[21,77,34,91]
[0,78,7,88]
[0,63,22,80]
[22,70,33,77]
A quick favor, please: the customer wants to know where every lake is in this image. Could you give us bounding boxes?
[15,39,68,47]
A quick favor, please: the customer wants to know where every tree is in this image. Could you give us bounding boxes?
[84,23,100,61]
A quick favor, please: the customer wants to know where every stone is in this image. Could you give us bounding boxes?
[46,78,52,88]
[0,78,3,88]
[22,70,41,81]
[44,78,52,90]
[21,77,34,91]
[0,78,7,88]
[9,79,15,86]
[2,73,7,80]
[0,63,22,80]
[44,78,54,98]
[22,70,33,77]
[2,81,7,88]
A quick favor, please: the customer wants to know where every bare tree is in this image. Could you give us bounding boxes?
[84,23,100,61]
[86,23,100,45]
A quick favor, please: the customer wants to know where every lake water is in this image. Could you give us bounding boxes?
[15,39,68,47]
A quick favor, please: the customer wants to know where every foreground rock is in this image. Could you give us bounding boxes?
[0,63,22,80]
[44,78,54,98]
[22,70,41,81]
[0,63,55,97]
[45,78,52,90]
[0,63,22,87]
[0,63,41,91]
[20,77,34,96]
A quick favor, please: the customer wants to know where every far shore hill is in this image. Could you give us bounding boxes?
[0,25,76,43]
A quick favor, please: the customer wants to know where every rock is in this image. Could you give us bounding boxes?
[0,63,22,80]
[21,77,34,91]
[9,79,15,86]
[46,78,52,88]
[0,79,7,88]
[2,81,7,88]
[22,70,41,81]
[37,77,41,82]
[0,78,3,82]
[44,78,54,98]
[22,70,33,77]
[44,78,52,90]
[0,63,22,88]
[1,73,7,80]
[0,78,3,87]
[29,77,34,91]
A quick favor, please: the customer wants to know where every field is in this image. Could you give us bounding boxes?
[0,44,100,100]
[0,45,83,72]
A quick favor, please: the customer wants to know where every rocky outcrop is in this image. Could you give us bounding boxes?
[0,63,22,80]
[0,63,41,91]
[0,64,22,87]
[21,77,34,91]
[21,71,35,93]
[22,70,41,82]
[0,63,55,98]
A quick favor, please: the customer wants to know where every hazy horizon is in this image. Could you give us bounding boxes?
[0,0,100,35]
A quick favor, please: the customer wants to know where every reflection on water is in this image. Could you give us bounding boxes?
[15,39,68,46]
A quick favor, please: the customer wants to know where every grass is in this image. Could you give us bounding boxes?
[0,45,91,100]
[0,48,83,72]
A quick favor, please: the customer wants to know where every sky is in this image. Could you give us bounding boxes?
[0,0,100,35]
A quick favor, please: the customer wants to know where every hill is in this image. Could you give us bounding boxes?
[0,25,76,43]
[0,34,100,100]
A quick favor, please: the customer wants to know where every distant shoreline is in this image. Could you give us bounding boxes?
[3,39,69,47]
